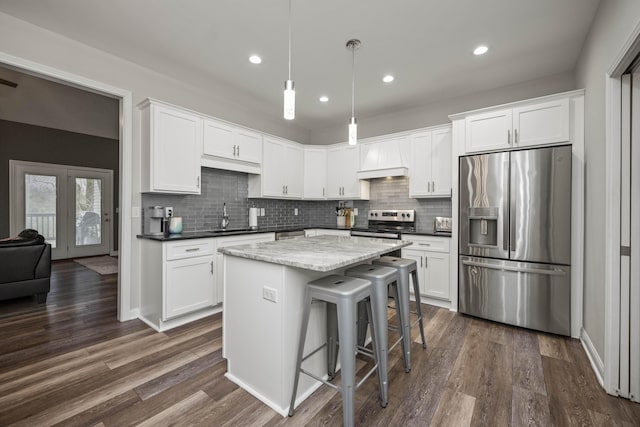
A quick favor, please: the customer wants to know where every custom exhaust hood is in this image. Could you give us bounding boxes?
[356,138,409,179]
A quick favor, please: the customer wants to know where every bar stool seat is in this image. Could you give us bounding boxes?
[288,275,385,427]
[374,256,427,371]
[344,264,404,396]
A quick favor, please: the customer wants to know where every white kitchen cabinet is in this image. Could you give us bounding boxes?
[357,136,410,179]
[402,235,451,302]
[464,97,569,153]
[327,144,370,200]
[139,237,218,331]
[303,147,327,199]
[139,99,202,194]
[248,137,303,199]
[215,233,275,304]
[409,126,452,198]
[202,118,262,174]
[164,255,215,319]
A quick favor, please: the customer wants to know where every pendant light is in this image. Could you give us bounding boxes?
[346,39,361,145]
[283,0,295,120]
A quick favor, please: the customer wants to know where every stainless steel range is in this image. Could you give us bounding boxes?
[350,209,415,240]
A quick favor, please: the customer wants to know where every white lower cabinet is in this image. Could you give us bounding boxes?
[402,235,451,303]
[140,238,217,331]
[164,255,215,319]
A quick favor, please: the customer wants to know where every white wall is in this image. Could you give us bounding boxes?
[575,0,640,360]
[309,71,576,144]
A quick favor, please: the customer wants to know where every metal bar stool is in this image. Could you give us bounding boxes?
[344,264,400,399]
[374,256,427,371]
[288,275,385,427]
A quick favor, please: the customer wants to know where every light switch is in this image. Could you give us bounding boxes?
[260,208,265,216]
[132,207,140,218]
[294,208,298,216]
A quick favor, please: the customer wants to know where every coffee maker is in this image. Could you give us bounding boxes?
[144,206,173,235]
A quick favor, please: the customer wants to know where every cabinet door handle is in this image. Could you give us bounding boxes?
[186,248,200,252]
[323,187,325,197]
[233,145,237,156]
[514,129,519,144]
[432,181,435,192]
[237,145,240,157]
[507,129,511,144]
[285,185,288,194]
[210,261,213,275]
[197,176,200,188]
[425,256,428,268]
[282,185,285,194]
[418,243,431,246]
[420,256,423,267]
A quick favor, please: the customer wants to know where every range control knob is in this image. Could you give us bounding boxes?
[401,213,406,218]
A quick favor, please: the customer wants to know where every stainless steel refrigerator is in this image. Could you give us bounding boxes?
[458,145,571,336]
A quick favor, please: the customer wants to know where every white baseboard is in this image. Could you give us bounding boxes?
[118,307,139,322]
[225,371,323,417]
[581,327,605,388]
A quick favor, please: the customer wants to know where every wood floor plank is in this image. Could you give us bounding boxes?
[469,341,513,426]
[429,386,475,427]
[511,385,551,426]
[135,390,214,427]
[512,328,547,395]
[446,320,490,396]
[538,333,570,361]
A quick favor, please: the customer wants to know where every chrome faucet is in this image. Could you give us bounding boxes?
[221,202,230,230]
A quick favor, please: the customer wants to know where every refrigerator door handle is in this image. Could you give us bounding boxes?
[510,157,517,257]
[461,260,566,276]
[503,161,510,251]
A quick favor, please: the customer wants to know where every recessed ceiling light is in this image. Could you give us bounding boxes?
[319,96,329,103]
[473,45,489,56]
[382,75,394,83]
[249,55,262,64]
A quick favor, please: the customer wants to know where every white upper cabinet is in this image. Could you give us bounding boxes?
[139,99,202,194]
[357,137,410,179]
[303,146,328,199]
[248,137,303,199]
[512,99,570,147]
[464,97,570,153]
[327,144,370,200]
[202,118,262,174]
[409,126,452,198]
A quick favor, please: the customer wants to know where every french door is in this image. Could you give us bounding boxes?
[10,160,113,260]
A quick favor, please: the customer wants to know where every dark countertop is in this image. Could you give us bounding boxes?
[136,225,353,241]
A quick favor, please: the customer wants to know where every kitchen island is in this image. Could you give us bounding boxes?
[219,235,411,416]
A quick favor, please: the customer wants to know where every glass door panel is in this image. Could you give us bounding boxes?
[75,177,102,246]
[24,174,57,248]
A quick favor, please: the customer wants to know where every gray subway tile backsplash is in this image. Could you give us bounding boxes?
[141,169,452,232]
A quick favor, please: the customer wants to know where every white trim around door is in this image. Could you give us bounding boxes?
[604,18,640,401]
[0,51,135,322]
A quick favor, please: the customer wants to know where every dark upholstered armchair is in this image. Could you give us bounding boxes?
[0,231,52,304]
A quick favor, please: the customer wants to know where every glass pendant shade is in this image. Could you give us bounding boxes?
[348,116,357,145]
[284,79,295,120]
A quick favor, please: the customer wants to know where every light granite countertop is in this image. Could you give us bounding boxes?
[218,235,412,272]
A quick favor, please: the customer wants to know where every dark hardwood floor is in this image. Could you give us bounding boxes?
[0,260,638,426]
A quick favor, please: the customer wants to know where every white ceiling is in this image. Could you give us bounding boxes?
[0,0,600,132]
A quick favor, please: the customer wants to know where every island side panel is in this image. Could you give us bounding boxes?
[223,255,328,415]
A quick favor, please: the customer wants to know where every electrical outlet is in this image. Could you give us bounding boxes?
[260,208,265,216]
[263,286,278,303]
[354,208,358,215]
[294,208,298,216]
